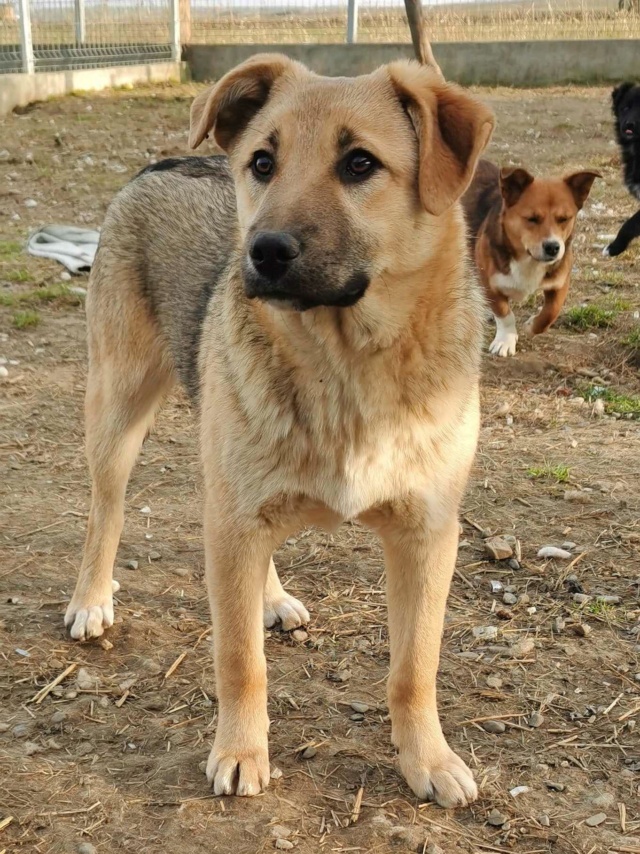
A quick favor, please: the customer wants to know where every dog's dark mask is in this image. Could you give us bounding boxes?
[613,82,640,143]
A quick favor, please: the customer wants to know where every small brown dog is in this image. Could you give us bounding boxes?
[463,160,599,356]
[64,53,494,807]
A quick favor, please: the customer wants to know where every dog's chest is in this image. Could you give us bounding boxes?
[492,256,546,301]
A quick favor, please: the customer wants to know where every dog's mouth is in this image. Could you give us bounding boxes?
[245,272,370,312]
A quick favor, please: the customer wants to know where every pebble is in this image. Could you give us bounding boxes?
[78,844,97,854]
[125,559,139,570]
[510,786,530,797]
[490,579,504,594]
[76,668,100,690]
[64,689,77,699]
[141,658,161,674]
[301,746,317,759]
[561,541,577,550]
[275,837,294,849]
[538,546,572,560]
[511,637,535,657]
[564,490,590,503]
[0,366,8,378]
[350,701,369,713]
[51,710,66,724]
[573,593,592,604]
[553,617,566,633]
[270,766,283,780]
[487,808,507,827]
[12,723,30,738]
[172,567,189,577]
[328,669,351,683]
[635,673,640,683]
[507,558,521,570]
[528,711,544,728]
[484,536,513,560]
[271,825,292,839]
[350,713,364,721]
[482,720,506,734]
[585,813,607,827]
[25,741,42,755]
[425,844,444,854]
[486,675,503,689]
[545,781,565,792]
[140,505,151,515]
[593,398,606,417]
[539,814,551,827]
[99,638,113,651]
[24,198,38,208]
[573,623,592,637]
[0,723,9,732]
[473,625,498,641]
[597,595,620,605]
[291,629,308,642]
[503,592,518,605]
[590,792,615,809]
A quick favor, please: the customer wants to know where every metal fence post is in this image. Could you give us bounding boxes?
[170,0,181,61]
[18,0,34,74]
[347,0,358,43]
[74,0,86,45]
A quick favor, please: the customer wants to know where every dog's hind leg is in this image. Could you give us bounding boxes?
[263,558,310,630]
[65,276,174,640]
[604,209,640,257]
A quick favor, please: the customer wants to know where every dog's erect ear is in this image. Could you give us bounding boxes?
[189,53,303,151]
[387,62,494,216]
[564,171,601,209]
[612,82,634,115]
[500,167,535,207]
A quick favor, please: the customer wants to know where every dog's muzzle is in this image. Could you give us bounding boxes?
[244,230,370,311]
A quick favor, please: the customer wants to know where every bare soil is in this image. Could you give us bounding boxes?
[0,83,639,854]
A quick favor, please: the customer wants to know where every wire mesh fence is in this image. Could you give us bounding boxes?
[1,0,639,77]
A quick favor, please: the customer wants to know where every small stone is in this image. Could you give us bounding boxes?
[60,271,71,281]
[99,638,113,651]
[275,841,294,851]
[482,720,506,734]
[573,623,592,637]
[76,668,100,690]
[12,723,30,738]
[64,689,77,699]
[539,814,551,827]
[148,551,161,561]
[528,711,544,728]
[561,542,576,550]
[270,766,283,780]
[495,402,510,416]
[490,580,504,594]
[538,546,572,560]
[291,629,308,642]
[486,675,503,689]
[24,741,42,755]
[350,702,369,713]
[125,559,139,570]
[24,198,38,208]
[472,625,498,641]
[510,785,530,797]
[172,567,189,577]
[0,366,8,378]
[484,536,513,560]
[271,825,292,839]
[511,637,535,658]
[585,813,606,827]
[301,746,317,760]
[140,505,151,515]
[51,710,66,724]
[553,617,566,633]
[487,808,507,827]
[141,658,162,675]
[545,781,565,792]
[327,669,351,683]
[596,595,620,605]
[0,723,9,732]
[590,792,615,809]
[503,592,518,605]
[350,713,365,721]
[573,593,591,604]
[635,673,640,683]
[78,844,97,854]
[507,558,521,570]
[425,844,444,854]
[564,490,590,503]
[593,398,606,417]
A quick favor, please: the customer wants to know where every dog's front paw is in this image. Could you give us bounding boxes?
[263,590,309,630]
[64,579,120,640]
[603,241,624,258]
[489,330,518,357]
[206,743,270,796]
[399,744,478,808]
[523,316,536,337]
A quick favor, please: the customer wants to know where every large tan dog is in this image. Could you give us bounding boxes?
[64,54,494,807]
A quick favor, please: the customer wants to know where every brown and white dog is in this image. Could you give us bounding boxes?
[463,160,599,356]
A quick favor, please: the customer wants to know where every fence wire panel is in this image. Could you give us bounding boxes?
[186,0,640,43]
[0,0,174,74]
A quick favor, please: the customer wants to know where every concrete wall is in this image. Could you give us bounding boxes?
[0,61,182,115]
[185,40,640,88]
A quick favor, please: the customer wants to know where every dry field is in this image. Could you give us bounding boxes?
[0,81,639,854]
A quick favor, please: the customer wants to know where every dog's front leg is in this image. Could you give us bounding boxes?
[204,504,273,797]
[365,501,477,808]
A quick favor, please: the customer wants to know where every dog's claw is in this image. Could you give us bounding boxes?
[263,591,309,630]
[399,746,478,808]
[206,746,270,797]
[64,579,120,640]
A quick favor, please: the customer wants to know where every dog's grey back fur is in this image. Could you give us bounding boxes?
[94,156,237,398]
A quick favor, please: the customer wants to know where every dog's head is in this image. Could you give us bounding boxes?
[499,167,600,264]
[612,82,640,144]
[189,54,493,312]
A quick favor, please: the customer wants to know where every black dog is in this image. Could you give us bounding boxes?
[604,82,640,258]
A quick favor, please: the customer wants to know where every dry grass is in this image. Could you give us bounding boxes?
[0,83,639,854]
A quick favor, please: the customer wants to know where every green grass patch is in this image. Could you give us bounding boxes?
[586,600,616,618]
[12,309,40,329]
[581,384,640,417]
[526,463,570,483]
[0,284,82,308]
[564,299,629,330]
[5,268,31,284]
[622,329,640,351]
[0,241,22,260]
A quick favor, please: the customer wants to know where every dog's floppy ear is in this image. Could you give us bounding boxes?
[500,167,534,207]
[387,62,494,216]
[563,170,601,209]
[612,82,634,115]
[189,53,303,151]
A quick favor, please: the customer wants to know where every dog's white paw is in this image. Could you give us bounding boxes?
[206,744,270,796]
[399,745,478,808]
[489,330,518,357]
[263,590,309,630]
[64,579,120,640]
[602,245,611,257]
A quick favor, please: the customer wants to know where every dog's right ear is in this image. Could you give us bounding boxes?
[612,82,634,114]
[500,167,534,207]
[189,54,302,151]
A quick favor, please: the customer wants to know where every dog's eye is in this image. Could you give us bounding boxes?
[250,151,275,181]
[526,215,541,225]
[557,216,569,224]
[342,149,380,182]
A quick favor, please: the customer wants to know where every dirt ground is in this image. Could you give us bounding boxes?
[1,81,639,854]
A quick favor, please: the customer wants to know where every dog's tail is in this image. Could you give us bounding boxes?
[404,0,444,80]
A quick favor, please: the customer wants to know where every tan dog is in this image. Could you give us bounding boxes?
[64,54,494,807]
[463,160,599,356]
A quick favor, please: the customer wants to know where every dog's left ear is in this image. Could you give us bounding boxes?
[388,62,495,216]
[564,171,601,209]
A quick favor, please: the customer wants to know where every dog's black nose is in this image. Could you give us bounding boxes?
[543,240,561,258]
[249,232,301,281]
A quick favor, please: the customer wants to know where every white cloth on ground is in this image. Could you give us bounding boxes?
[26,225,100,274]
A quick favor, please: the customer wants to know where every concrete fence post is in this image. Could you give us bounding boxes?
[170,0,181,61]
[347,0,358,43]
[74,0,86,45]
[18,0,34,74]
